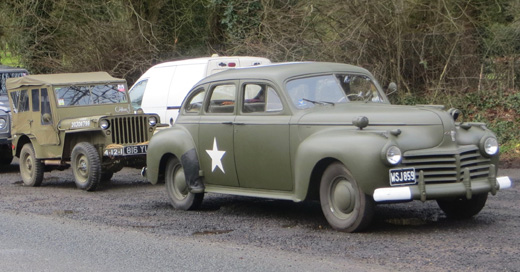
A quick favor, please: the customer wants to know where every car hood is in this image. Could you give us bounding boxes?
[297,103,445,126]
[296,103,454,150]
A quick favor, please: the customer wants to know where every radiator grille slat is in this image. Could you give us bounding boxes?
[402,146,491,184]
[109,116,149,144]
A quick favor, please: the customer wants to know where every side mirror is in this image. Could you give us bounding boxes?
[42,113,52,123]
[386,82,397,95]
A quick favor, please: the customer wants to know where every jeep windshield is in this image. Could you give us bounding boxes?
[55,84,128,107]
[286,74,385,109]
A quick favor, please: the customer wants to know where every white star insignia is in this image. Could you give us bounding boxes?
[206,137,226,173]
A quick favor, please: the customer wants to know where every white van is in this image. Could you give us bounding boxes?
[129,56,271,125]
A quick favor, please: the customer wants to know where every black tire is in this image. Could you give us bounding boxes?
[101,170,114,182]
[165,157,203,210]
[71,142,101,191]
[19,143,44,187]
[437,194,488,219]
[319,162,375,232]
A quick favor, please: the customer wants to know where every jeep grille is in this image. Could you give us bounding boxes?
[109,116,149,144]
[402,146,491,184]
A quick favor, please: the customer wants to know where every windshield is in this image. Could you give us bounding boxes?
[286,74,384,109]
[55,84,128,107]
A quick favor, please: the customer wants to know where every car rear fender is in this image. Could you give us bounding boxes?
[146,127,199,185]
[293,129,390,201]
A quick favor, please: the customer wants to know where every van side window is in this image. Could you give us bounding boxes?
[129,79,148,110]
[243,84,283,113]
[32,89,40,112]
[41,88,52,125]
[207,84,236,114]
[185,88,205,114]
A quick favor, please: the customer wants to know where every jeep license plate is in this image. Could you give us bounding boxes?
[389,168,416,186]
[104,145,148,156]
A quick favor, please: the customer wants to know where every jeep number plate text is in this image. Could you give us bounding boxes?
[389,168,416,186]
[103,145,148,156]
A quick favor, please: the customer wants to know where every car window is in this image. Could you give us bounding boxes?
[207,84,236,114]
[55,84,127,107]
[129,79,148,110]
[185,88,205,114]
[336,74,383,103]
[41,88,52,125]
[31,89,40,112]
[16,89,30,112]
[242,84,283,113]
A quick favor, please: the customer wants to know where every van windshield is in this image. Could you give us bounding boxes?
[55,84,128,107]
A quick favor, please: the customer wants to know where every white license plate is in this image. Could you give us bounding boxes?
[103,145,148,156]
[389,168,416,186]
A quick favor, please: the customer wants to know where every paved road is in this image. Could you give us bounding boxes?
[0,161,518,271]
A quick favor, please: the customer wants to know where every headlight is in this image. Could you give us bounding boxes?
[0,118,6,129]
[148,116,157,126]
[385,145,402,165]
[100,119,110,130]
[481,137,498,156]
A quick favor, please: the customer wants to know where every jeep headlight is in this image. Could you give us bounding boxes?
[0,118,6,129]
[148,116,157,126]
[480,136,498,156]
[384,145,402,165]
[100,119,110,130]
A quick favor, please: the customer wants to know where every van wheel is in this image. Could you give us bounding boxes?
[71,142,100,191]
[19,143,44,187]
[165,157,203,210]
[437,194,488,219]
[320,162,374,232]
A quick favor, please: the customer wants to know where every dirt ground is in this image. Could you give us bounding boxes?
[1,159,519,272]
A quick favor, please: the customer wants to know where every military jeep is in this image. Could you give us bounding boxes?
[7,72,159,191]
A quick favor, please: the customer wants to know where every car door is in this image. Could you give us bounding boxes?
[30,88,59,146]
[234,82,292,191]
[197,82,240,187]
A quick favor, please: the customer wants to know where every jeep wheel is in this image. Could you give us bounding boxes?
[19,143,44,187]
[71,142,101,191]
[165,157,203,210]
[320,162,374,232]
[437,194,488,219]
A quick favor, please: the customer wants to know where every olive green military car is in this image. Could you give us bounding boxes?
[7,72,159,191]
[143,62,512,232]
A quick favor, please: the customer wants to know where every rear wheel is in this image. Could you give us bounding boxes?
[19,143,44,187]
[71,142,101,191]
[320,162,374,232]
[437,194,488,219]
[165,157,203,210]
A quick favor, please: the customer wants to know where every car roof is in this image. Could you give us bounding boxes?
[197,62,371,85]
[6,71,125,90]
[0,65,28,73]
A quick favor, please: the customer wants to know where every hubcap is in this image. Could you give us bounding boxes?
[330,177,356,219]
[172,166,188,199]
[75,154,89,183]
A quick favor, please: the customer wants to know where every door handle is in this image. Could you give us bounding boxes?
[222,121,233,125]
[234,122,245,125]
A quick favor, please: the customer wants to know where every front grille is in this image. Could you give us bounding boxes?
[110,116,149,144]
[402,146,491,184]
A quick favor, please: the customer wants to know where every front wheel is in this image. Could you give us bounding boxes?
[320,162,374,232]
[165,157,203,210]
[71,142,101,191]
[437,194,488,219]
[19,143,44,187]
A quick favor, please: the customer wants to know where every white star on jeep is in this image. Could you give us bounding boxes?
[206,138,226,173]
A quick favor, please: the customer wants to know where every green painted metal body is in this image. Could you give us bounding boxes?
[145,62,500,202]
[6,72,159,167]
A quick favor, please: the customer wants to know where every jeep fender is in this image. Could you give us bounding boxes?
[293,128,391,201]
[146,127,199,185]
